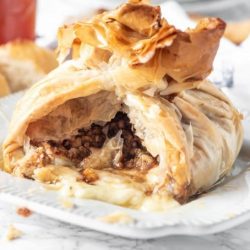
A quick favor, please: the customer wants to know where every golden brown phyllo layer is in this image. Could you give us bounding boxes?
[2,1,243,210]
[57,1,225,83]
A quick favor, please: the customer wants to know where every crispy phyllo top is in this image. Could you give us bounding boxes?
[57,1,226,83]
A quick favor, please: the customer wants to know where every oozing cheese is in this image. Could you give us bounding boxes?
[34,165,179,211]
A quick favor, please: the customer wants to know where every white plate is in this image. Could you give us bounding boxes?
[0,91,249,239]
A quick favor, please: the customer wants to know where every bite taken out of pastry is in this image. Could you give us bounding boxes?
[2,1,243,211]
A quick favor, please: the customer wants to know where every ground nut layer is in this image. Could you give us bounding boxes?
[31,112,158,173]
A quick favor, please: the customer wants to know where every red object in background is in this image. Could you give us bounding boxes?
[0,0,36,44]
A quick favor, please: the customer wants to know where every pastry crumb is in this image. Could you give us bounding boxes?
[98,211,134,224]
[4,224,23,241]
[227,212,236,219]
[17,207,32,217]
[59,197,74,209]
[27,187,40,194]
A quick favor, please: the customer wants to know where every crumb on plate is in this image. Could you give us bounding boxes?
[59,197,74,209]
[17,207,32,217]
[4,224,23,241]
[98,211,134,224]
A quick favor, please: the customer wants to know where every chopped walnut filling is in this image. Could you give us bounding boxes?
[31,112,157,181]
[82,168,99,184]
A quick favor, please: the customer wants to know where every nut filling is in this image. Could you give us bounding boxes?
[31,112,158,174]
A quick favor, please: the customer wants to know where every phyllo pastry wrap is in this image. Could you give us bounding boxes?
[2,1,243,211]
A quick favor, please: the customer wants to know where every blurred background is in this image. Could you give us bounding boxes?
[175,0,250,21]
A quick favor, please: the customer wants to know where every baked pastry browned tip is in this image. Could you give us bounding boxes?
[0,40,58,93]
[57,2,225,83]
[190,14,250,45]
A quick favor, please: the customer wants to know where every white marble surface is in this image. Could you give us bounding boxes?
[0,202,250,250]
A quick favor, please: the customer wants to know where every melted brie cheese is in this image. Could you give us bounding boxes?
[37,165,179,211]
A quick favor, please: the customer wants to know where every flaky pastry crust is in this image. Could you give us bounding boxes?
[57,2,225,83]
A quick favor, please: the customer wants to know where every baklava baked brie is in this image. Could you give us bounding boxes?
[2,1,243,211]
